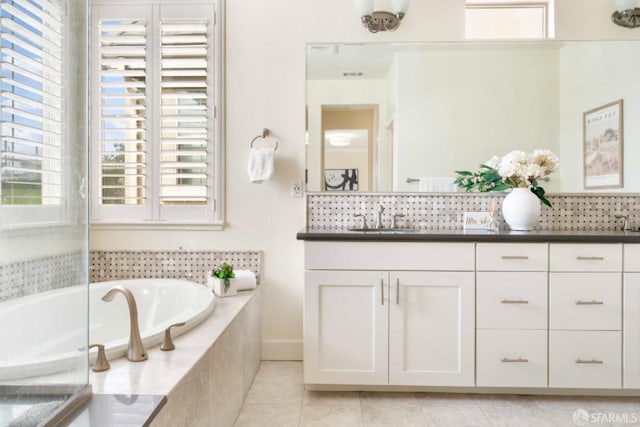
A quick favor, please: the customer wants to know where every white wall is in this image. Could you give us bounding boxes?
[558,41,640,192]
[393,46,560,191]
[90,0,640,360]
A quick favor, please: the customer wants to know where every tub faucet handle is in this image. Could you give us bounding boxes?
[161,322,186,351]
[89,344,110,372]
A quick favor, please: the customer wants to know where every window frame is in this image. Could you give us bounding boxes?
[465,2,550,40]
[89,0,225,230]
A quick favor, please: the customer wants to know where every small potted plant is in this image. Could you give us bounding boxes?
[209,263,237,297]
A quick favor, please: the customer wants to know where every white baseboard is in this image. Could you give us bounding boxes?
[261,339,303,360]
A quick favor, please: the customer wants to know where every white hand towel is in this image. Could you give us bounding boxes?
[247,147,275,183]
[418,177,457,192]
[234,270,257,291]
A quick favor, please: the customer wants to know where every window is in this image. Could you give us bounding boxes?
[0,0,65,226]
[466,2,551,39]
[90,1,223,227]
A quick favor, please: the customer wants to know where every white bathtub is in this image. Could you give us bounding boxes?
[0,279,215,380]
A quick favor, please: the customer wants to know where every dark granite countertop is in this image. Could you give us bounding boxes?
[297,228,640,243]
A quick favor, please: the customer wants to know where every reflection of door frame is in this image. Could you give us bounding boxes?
[321,105,378,192]
[385,115,395,192]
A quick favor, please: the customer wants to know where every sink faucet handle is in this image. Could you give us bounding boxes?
[375,204,385,229]
[353,213,368,229]
[392,213,406,229]
[161,322,187,351]
[615,214,629,231]
[89,344,110,372]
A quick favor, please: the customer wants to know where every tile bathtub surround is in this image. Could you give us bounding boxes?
[307,193,640,232]
[0,251,85,303]
[90,250,262,285]
[235,361,640,427]
[92,287,262,427]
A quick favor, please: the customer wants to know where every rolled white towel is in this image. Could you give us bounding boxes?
[234,269,257,291]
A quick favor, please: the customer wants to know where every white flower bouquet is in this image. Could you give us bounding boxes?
[455,149,559,207]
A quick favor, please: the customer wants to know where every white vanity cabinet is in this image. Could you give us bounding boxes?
[624,244,640,389]
[304,242,475,386]
[475,243,549,388]
[548,244,623,389]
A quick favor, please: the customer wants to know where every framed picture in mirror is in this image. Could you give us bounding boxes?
[583,99,623,189]
[324,169,358,191]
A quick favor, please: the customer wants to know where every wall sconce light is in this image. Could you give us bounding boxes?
[612,0,640,28]
[355,0,409,33]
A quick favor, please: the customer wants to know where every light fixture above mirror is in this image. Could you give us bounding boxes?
[612,0,640,28]
[355,0,409,33]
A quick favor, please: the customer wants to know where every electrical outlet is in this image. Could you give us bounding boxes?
[290,179,303,198]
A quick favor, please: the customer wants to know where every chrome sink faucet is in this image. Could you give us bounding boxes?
[375,204,385,229]
[102,285,148,362]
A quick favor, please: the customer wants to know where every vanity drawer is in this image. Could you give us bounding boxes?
[549,330,621,389]
[476,243,548,271]
[549,273,622,331]
[550,244,622,272]
[624,244,640,272]
[477,272,547,329]
[477,330,547,388]
[304,242,475,271]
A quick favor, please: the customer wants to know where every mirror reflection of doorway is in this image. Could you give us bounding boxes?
[321,106,376,192]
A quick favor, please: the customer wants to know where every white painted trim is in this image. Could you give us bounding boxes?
[261,339,303,361]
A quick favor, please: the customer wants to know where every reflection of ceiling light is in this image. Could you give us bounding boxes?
[329,136,351,147]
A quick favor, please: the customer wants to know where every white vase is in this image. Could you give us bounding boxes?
[207,276,237,297]
[501,187,541,231]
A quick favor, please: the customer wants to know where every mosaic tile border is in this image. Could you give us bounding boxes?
[1,250,262,303]
[306,193,640,232]
[90,250,262,285]
[0,251,86,303]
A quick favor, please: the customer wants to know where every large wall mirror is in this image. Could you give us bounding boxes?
[305,41,640,193]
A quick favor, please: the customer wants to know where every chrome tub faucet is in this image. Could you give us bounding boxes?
[101,285,148,362]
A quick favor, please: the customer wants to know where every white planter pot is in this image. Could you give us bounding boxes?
[208,276,237,297]
[501,187,541,231]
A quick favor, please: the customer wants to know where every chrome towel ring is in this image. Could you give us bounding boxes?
[250,128,279,150]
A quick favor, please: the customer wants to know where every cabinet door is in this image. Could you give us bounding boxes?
[389,271,475,386]
[624,273,640,389]
[304,270,388,385]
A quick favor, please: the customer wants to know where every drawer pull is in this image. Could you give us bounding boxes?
[501,357,529,363]
[381,279,384,306]
[576,256,605,261]
[575,359,604,365]
[575,300,604,305]
[501,299,529,304]
[396,278,400,305]
[501,255,529,260]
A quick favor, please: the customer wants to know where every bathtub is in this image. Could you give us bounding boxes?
[0,279,215,380]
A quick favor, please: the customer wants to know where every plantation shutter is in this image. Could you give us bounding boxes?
[92,2,218,225]
[159,19,209,205]
[98,18,147,205]
[0,0,64,206]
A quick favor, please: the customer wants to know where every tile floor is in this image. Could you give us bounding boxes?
[234,362,640,427]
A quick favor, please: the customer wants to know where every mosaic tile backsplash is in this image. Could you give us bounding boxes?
[90,250,262,285]
[307,193,640,231]
[0,251,85,302]
[0,250,262,303]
